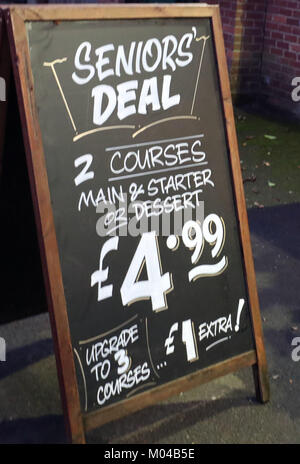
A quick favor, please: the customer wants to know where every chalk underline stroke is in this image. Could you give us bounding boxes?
[191,35,210,115]
[73,347,88,412]
[206,336,229,351]
[105,133,204,152]
[108,161,208,182]
[43,58,78,134]
[131,115,198,139]
[126,381,157,398]
[78,314,138,345]
[73,125,136,142]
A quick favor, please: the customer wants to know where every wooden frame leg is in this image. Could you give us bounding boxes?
[0,12,11,181]
[252,362,270,404]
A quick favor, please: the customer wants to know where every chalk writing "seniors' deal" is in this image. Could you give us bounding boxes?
[72,29,197,126]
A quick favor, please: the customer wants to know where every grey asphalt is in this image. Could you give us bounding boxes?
[0,202,299,444]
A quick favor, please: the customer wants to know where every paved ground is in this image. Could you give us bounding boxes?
[0,108,299,444]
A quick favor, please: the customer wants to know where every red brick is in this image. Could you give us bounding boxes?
[285,1,298,7]
[277,41,289,50]
[264,38,276,47]
[291,44,300,52]
[254,35,264,44]
[246,11,265,20]
[223,10,236,18]
[223,27,235,34]
[244,2,256,11]
[271,47,284,56]
[245,27,263,36]
[265,21,279,31]
[284,51,297,60]
[272,31,284,39]
[285,34,298,43]
[255,2,268,12]
[255,21,266,29]
[272,14,287,23]
[277,0,293,7]
[269,7,280,16]
[287,18,299,26]
[279,8,293,16]
[277,24,291,32]
[243,19,254,27]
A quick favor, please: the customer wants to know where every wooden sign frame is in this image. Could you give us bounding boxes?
[4,4,269,444]
[0,7,10,179]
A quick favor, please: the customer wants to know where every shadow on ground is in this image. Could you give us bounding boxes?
[0,339,53,381]
[87,393,256,444]
[248,202,300,261]
[0,416,66,444]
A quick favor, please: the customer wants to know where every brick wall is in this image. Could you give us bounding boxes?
[262,0,300,117]
[205,0,237,69]
[207,0,300,116]
[206,0,267,98]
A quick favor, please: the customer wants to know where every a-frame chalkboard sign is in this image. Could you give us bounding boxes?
[2,4,269,443]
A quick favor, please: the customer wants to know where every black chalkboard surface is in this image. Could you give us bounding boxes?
[6,5,269,443]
